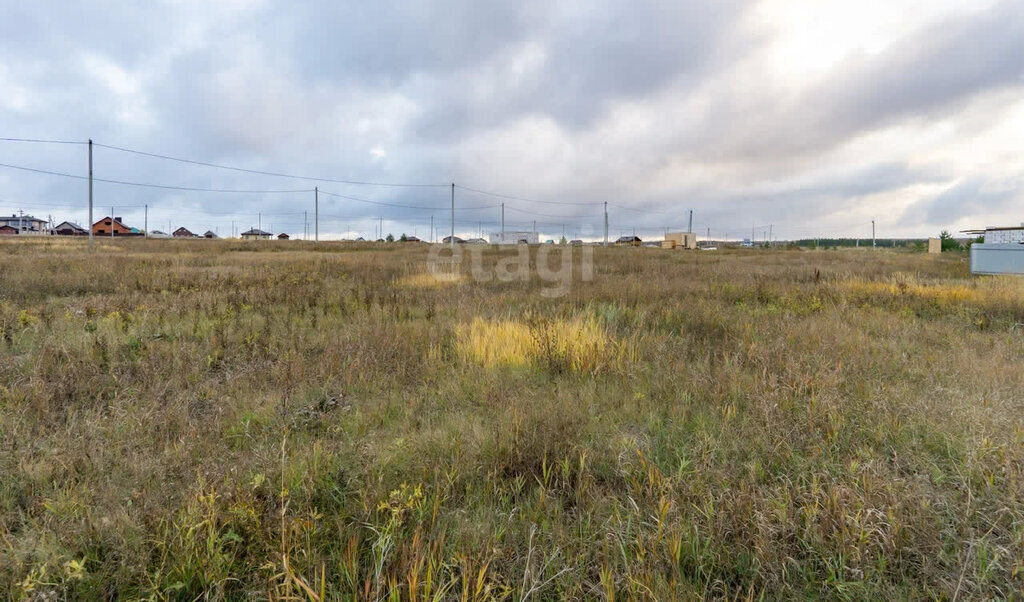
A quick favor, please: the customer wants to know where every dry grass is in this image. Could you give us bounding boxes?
[1,239,1023,599]
[456,315,623,373]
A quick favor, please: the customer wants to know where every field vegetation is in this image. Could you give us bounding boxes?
[1,238,1022,599]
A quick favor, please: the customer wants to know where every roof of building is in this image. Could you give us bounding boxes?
[93,216,129,229]
[962,226,1024,234]
[277,233,290,238]
[240,228,271,236]
[616,235,642,242]
[3,214,46,223]
[55,221,86,231]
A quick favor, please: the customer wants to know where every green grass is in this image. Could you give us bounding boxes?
[1,238,1022,599]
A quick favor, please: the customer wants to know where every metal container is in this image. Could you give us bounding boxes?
[970,243,1024,275]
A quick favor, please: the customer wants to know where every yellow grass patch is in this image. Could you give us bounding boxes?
[396,272,465,289]
[840,276,981,305]
[457,316,620,373]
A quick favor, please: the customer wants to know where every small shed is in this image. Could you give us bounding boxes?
[173,227,196,238]
[0,225,17,235]
[927,238,941,254]
[277,233,290,240]
[616,235,642,246]
[203,231,218,239]
[665,231,697,249]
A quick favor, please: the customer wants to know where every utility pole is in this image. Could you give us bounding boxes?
[87,140,93,248]
[314,186,319,243]
[501,203,505,238]
[380,216,384,241]
[688,209,693,234]
[532,220,536,235]
[231,221,235,238]
[603,201,608,247]
[430,214,434,243]
[144,204,148,237]
[303,211,307,240]
[450,183,455,250]
[258,212,261,232]
[110,206,114,238]
[872,220,876,248]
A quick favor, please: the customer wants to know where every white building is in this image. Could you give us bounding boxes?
[0,213,48,235]
[489,231,539,245]
[965,225,1024,275]
[975,225,1024,244]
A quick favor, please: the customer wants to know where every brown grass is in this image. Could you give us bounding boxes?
[1,238,1022,599]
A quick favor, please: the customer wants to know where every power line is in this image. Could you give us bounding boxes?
[0,161,312,193]
[318,189,499,211]
[503,205,601,219]
[0,137,85,145]
[93,142,448,188]
[454,184,603,206]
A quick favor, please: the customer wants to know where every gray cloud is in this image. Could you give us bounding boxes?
[1,0,1022,237]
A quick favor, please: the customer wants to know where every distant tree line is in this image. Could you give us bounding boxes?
[790,232,983,251]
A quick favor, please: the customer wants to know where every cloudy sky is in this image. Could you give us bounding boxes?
[1,0,1022,240]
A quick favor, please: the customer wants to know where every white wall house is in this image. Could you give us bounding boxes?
[0,214,48,235]
[967,225,1024,275]
[978,226,1024,244]
[489,231,539,245]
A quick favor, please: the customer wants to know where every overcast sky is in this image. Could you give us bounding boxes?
[1,0,1023,240]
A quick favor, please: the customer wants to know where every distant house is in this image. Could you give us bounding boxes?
[0,214,48,235]
[277,233,290,240]
[149,230,170,238]
[464,237,488,244]
[203,231,218,239]
[173,227,196,238]
[54,221,87,236]
[665,231,697,250]
[92,216,135,237]
[403,235,420,242]
[0,225,17,236]
[489,231,539,245]
[442,235,465,244]
[616,235,642,246]
[570,239,583,246]
[240,228,272,240]
[964,224,1024,275]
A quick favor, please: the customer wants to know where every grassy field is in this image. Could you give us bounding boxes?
[1,238,1022,599]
